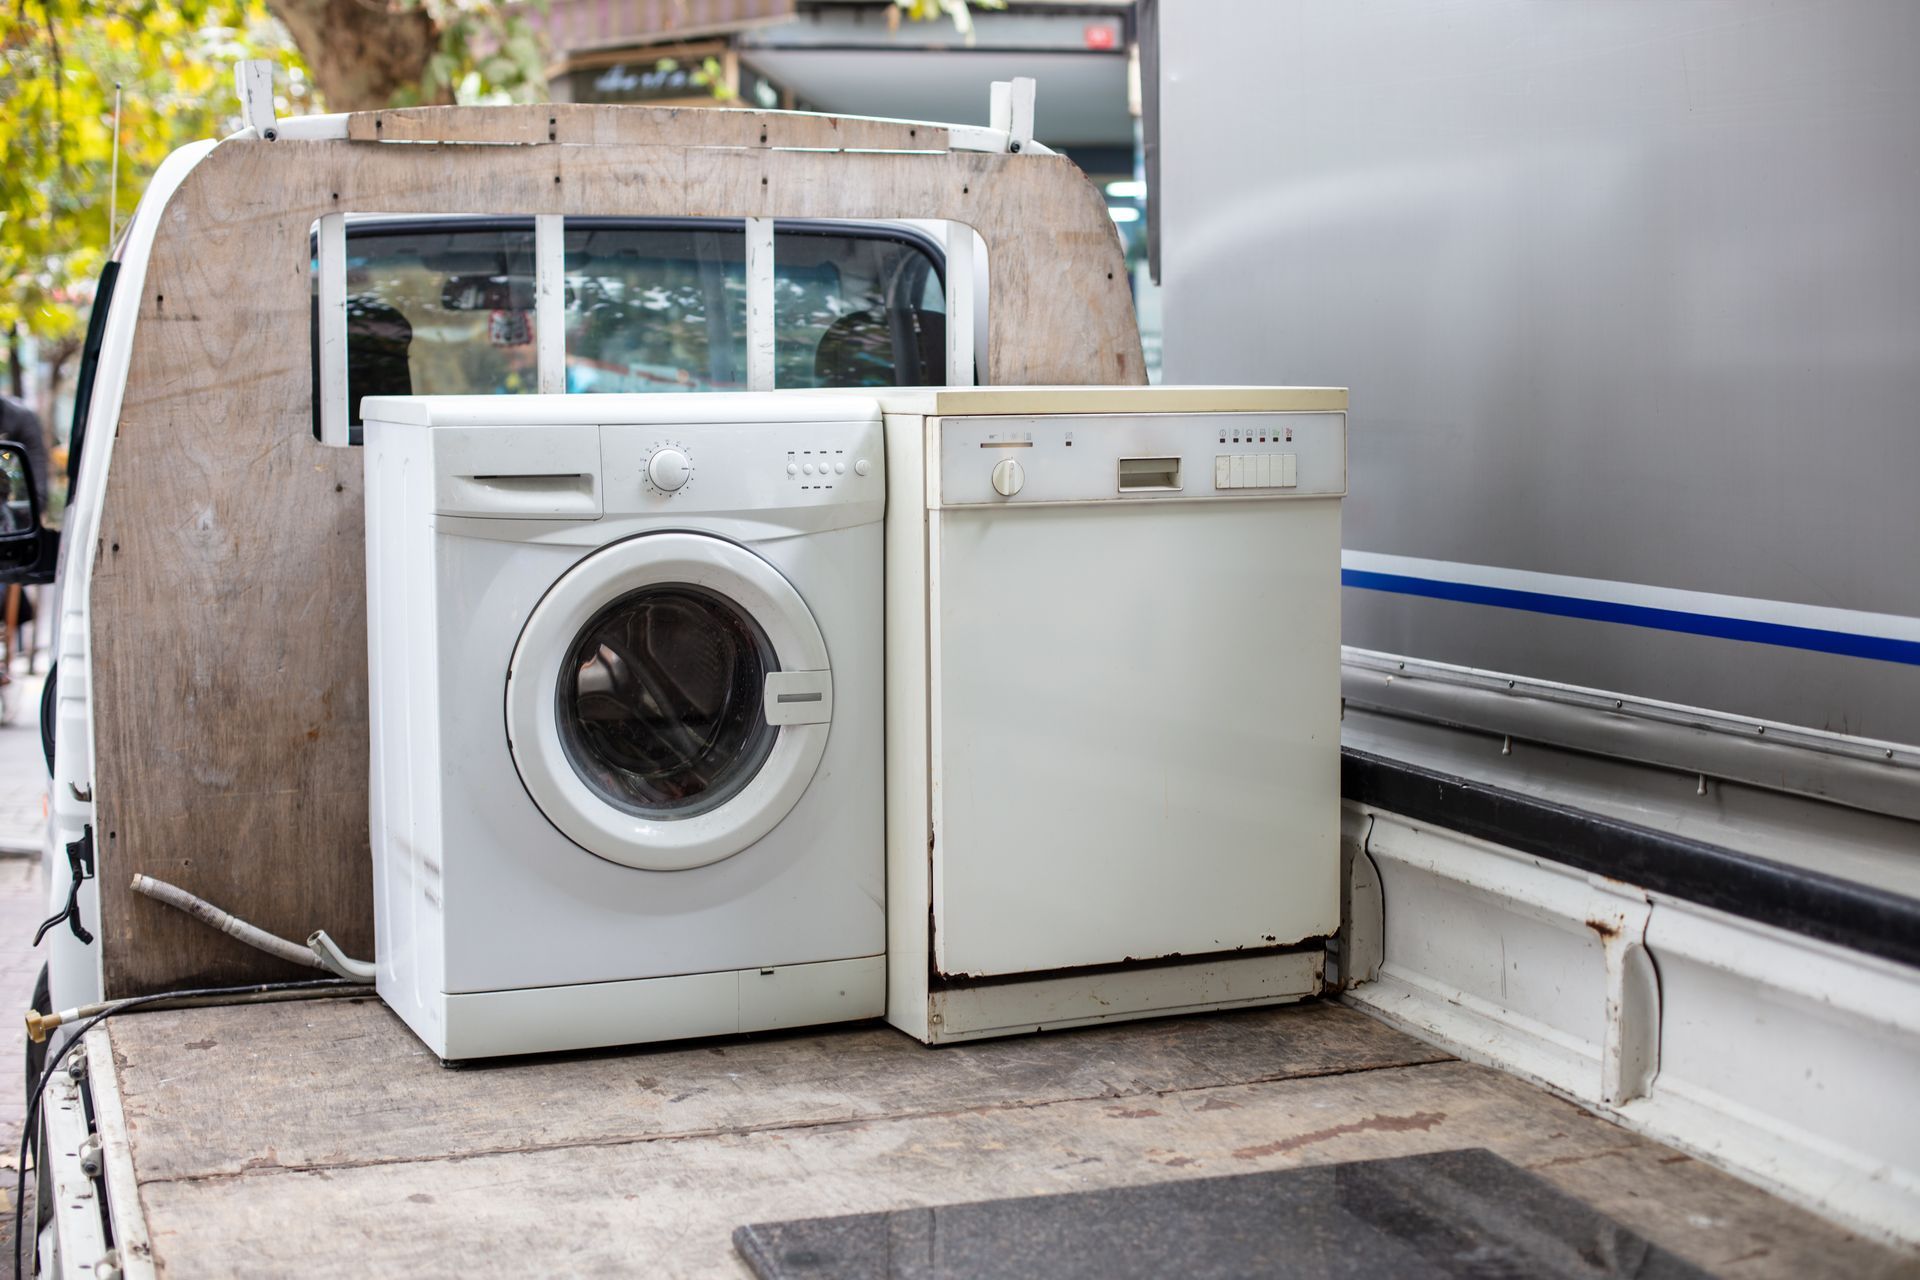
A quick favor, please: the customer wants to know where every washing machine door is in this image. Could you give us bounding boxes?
[506,532,833,871]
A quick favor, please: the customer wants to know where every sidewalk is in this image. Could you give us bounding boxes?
[0,656,50,1230]
[1,666,48,855]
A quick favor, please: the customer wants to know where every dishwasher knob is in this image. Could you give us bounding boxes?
[647,448,691,492]
[991,457,1025,497]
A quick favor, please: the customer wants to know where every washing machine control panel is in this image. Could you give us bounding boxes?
[783,447,869,490]
[597,415,884,517]
[389,393,885,522]
[935,413,1347,507]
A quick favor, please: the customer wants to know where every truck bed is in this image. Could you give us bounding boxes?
[92,995,1912,1277]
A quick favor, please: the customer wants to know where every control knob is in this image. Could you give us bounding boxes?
[991,457,1025,497]
[647,447,691,492]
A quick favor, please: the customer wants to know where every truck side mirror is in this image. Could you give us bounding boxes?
[0,442,56,583]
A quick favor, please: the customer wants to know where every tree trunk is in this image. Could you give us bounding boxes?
[6,324,22,401]
[265,0,448,113]
[43,336,80,435]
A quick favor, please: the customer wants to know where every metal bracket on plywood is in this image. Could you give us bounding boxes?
[989,78,1037,154]
[236,59,278,141]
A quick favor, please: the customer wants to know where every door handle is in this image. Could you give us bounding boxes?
[763,670,833,726]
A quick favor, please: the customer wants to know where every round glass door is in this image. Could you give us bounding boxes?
[558,584,779,819]
[507,532,833,871]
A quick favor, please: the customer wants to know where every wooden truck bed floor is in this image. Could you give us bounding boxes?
[96,995,1913,1277]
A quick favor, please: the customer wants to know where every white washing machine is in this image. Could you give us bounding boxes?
[360,392,885,1060]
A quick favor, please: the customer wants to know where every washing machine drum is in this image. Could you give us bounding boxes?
[507,532,834,871]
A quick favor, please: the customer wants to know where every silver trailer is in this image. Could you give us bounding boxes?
[1146,0,1920,793]
[1138,9,1920,1241]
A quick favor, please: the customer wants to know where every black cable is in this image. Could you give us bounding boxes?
[12,978,365,1279]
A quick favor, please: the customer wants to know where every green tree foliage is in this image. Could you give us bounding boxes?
[1,0,310,363]
[1,0,547,368]
[893,0,1007,40]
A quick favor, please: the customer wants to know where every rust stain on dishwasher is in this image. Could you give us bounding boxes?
[1232,1111,1445,1160]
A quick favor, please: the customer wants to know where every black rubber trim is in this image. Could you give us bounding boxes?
[1343,747,1920,971]
[928,937,1328,993]
[66,259,119,489]
[38,660,54,775]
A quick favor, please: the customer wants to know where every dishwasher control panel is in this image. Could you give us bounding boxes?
[935,412,1346,507]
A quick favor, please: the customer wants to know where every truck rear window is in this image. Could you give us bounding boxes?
[312,218,949,439]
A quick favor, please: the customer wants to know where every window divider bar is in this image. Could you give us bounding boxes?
[535,213,566,395]
[746,216,776,392]
[946,223,977,388]
[316,212,350,446]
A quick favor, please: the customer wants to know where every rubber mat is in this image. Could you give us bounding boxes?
[733,1147,1712,1279]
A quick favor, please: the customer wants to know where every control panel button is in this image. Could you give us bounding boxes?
[647,447,691,492]
[786,463,798,477]
[1214,452,1298,490]
[854,458,872,476]
[834,461,846,475]
[991,457,1025,497]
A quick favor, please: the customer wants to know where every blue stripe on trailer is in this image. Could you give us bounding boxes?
[1341,569,1920,667]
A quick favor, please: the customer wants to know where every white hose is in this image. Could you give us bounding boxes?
[131,874,321,968]
[126,882,374,990]
[307,930,377,982]
[129,875,378,979]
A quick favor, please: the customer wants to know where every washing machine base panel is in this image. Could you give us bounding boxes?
[396,955,886,1061]
[915,949,1325,1046]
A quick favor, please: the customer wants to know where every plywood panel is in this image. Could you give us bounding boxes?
[99,1000,1912,1279]
[91,106,1143,994]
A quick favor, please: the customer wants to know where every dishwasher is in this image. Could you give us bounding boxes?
[878,385,1349,1043]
